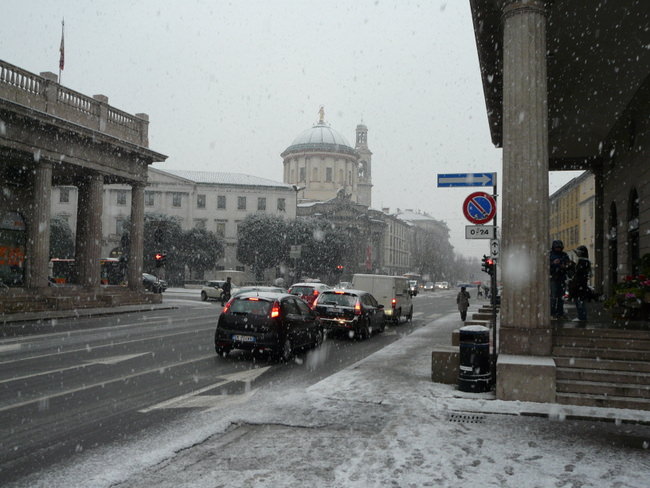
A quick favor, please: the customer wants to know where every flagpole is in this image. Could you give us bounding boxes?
[58,18,65,83]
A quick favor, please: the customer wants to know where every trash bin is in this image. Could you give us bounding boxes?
[458,325,491,392]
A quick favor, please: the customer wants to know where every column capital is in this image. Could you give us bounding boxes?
[502,0,546,19]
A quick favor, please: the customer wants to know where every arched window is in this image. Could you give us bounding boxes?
[628,188,640,275]
[608,202,618,289]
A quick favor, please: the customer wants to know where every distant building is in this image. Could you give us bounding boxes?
[549,171,596,260]
[281,108,372,206]
[51,168,297,282]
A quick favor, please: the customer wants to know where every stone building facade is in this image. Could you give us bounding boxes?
[51,168,297,283]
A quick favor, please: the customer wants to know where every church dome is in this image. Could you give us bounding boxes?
[282,122,357,157]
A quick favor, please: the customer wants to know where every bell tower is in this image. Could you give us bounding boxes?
[355,123,372,207]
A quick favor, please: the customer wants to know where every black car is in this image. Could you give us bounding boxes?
[313,289,385,339]
[214,292,323,361]
[142,273,163,293]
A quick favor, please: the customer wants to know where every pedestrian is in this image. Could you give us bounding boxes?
[220,276,232,306]
[477,285,483,299]
[550,240,570,319]
[568,245,591,322]
[457,286,471,321]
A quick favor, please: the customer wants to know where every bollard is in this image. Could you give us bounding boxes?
[458,325,491,392]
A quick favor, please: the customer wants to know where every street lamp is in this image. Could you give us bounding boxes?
[291,184,305,219]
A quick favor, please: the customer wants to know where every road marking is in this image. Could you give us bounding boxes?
[0,344,21,353]
[0,353,152,385]
[0,326,215,367]
[413,312,424,317]
[0,353,218,414]
[138,366,270,413]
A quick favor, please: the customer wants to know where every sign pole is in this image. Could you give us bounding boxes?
[491,180,498,381]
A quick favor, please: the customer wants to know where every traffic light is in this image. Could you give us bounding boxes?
[481,255,495,275]
[154,252,164,267]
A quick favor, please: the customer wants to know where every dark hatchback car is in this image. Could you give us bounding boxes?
[214,292,323,361]
[313,289,385,339]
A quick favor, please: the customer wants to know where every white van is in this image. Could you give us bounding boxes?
[352,274,414,323]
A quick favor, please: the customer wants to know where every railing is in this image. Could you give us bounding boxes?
[0,59,148,147]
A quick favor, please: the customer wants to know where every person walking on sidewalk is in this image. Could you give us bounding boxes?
[550,240,570,320]
[568,245,591,322]
[457,286,471,321]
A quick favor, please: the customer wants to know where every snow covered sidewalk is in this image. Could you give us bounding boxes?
[12,311,650,488]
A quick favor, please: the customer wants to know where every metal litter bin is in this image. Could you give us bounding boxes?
[458,325,491,392]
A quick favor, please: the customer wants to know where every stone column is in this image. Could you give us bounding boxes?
[25,161,52,288]
[500,0,551,354]
[75,174,104,288]
[128,182,145,291]
[593,164,605,294]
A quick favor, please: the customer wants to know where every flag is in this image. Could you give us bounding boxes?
[59,19,65,71]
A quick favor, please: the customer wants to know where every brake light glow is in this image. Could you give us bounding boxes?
[334,290,345,294]
[391,298,397,309]
[354,300,362,315]
[313,289,319,296]
[247,297,260,301]
[270,301,280,318]
[223,300,232,313]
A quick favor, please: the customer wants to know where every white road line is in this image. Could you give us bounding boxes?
[413,312,424,317]
[0,353,217,414]
[139,368,269,412]
[0,344,21,353]
[0,312,217,346]
[0,326,215,367]
[0,353,152,385]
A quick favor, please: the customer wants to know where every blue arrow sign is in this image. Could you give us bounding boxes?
[437,173,496,187]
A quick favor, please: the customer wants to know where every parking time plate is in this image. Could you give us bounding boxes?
[232,334,256,343]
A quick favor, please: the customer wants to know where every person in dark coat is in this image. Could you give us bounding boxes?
[550,240,570,319]
[568,245,591,321]
[220,277,232,306]
[456,286,471,321]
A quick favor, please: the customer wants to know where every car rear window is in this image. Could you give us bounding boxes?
[230,298,272,315]
[318,292,357,307]
[290,286,315,295]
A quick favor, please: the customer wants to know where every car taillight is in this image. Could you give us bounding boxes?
[355,300,362,315]
[270,301,280,318]
[313,289,319,296]
[391,298,397,309]
[223,300,233,313]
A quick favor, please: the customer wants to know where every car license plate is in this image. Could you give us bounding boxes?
[232,334,256,343]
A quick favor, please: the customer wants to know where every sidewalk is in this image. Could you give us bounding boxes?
[13,306,650,488]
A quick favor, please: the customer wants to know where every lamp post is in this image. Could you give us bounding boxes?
[290,185,305,283]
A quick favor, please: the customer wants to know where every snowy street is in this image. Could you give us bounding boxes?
[9,308,650,488]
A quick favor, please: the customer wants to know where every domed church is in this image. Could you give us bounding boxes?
[281,107,372,207]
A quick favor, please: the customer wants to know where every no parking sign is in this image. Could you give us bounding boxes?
[463,192,496,225]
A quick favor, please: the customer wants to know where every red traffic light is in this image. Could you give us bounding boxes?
[154,253,163,261]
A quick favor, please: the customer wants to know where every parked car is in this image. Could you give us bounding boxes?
[313,289,385,339]
[288,282,331,307]
[231,285,286,297]
[352,274,413,323]
[214,291,323,361]
[142,273,163,293]
[201,280,228,301]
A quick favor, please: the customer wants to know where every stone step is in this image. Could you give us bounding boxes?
[556,392,650,411]
[553,346,650,362]
[554,327,650,341]
[554,356,650,373]
[556,367,650,385]
[557,379,650,399]
[554,336,650,351]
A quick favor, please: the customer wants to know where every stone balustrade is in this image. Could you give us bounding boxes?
[0,59,149,147]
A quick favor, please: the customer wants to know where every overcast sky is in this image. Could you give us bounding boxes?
[2,0,581,257]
